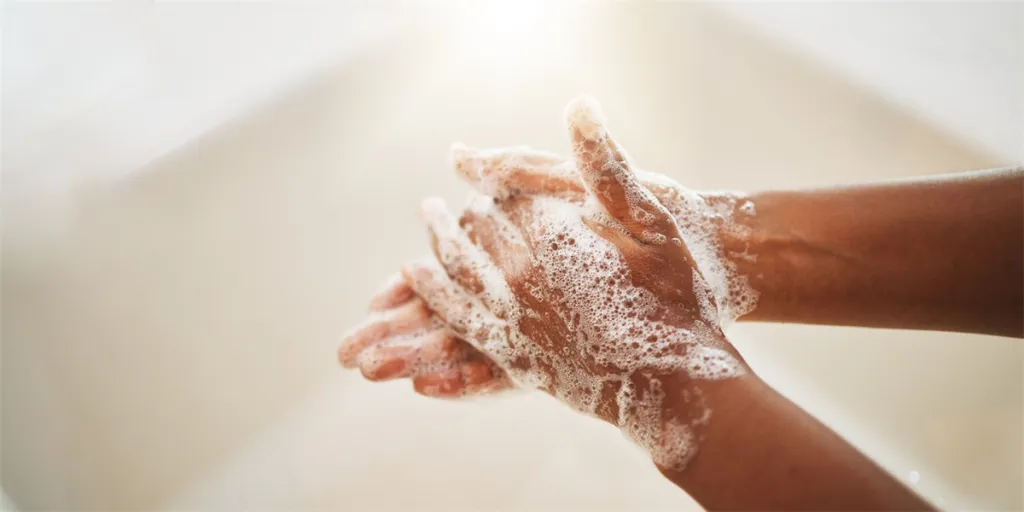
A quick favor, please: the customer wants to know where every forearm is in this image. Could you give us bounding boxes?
[659,372,933,511]
[730,167,1023,337]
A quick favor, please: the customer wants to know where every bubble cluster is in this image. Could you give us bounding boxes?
[450,143,575,201]
[528,197,741,375]
[416,184,757,467]
[637,174,761,327]
[422,197,516,320]
[416,97,760,470]
[352,311,457,378]
[565,97,677,241]
[469,196,743,468]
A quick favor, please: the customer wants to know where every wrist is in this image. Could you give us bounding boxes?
[653,369,766,477]
[716,190,823,324]
[733,190,858,325]
[674,190,764,324]
[623,340,756,472]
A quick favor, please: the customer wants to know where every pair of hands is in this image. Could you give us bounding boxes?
[339,97,758,469]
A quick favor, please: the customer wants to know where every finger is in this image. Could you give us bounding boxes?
[565,96,681,244]
[411,358,512,399]
[458,359,506,394]
[368,272,416,312]
[450,143,690,220]
[466,368,515,395]
[357,325,515,395]
[421,197,490,295]
[357,329,459,381]
[451,143,585,201]
[422,198,514,318]
[459,193,531,278]
[413,368,465,399]
[401,258,492,342]
[338,299,434,368]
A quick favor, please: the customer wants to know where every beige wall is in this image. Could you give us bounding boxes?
[3,4,1020,510]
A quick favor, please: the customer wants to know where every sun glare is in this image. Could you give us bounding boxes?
[455,0,566,62]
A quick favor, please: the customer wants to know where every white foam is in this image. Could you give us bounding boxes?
[637,182,761,326]
[442,194,745,469]
[353,312,453,377]
[422,198,516,319]
[565,96,608,141]
[451,144,570,200]
[739,200,756,216]
[422,97,761,469]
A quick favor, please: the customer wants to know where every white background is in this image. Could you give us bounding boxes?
[3,2,1021,510]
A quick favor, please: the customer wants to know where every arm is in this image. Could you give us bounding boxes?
[662,370,932,511]
[731,168,1023,337]
[445,148,1022,336]
[342,289,934,511]
[340,97,936,511]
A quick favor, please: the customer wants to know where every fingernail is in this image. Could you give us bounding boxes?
[565,95,607,141]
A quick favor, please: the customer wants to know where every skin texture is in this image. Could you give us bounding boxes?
[343,167,1022,398]
[668,373,933,511]
[339,274,510,397]
[737,168,1024,337]
[338,98,957,510]
[403,98,743,467]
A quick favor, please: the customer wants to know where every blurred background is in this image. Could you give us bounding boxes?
[2,2,1022,510]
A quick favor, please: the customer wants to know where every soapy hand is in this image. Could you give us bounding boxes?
[337,95,957,509]
[340,104,759,405]
[338,273,513,398]
[343,97,756,469]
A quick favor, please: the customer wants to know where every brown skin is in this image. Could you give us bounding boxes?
[343,288,934,511]
[338,286,511,396]
[663,371,932,511]
[343,168,1022,395]
[447,147,1023,337]
[340,165,1022,510]
[397,107,734,443]
[737,168,1023,337]
[333,100,995,509]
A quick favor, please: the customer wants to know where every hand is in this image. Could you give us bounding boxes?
[338,97,948,510]
[403,97,749,470]
[340,115,760,404]
[338,273,513,398]
[447,142,759,325]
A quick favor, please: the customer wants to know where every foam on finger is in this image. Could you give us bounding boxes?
[422,197,516,318]
[565,97,680,244]
[356,329,458,381]
[454,193,745,470]
[368,272,416,311]
[636,179,761,326]
[450,143,574,200]
[383,96,761,469]
[338,300,434,368]
[565,96,608,141]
